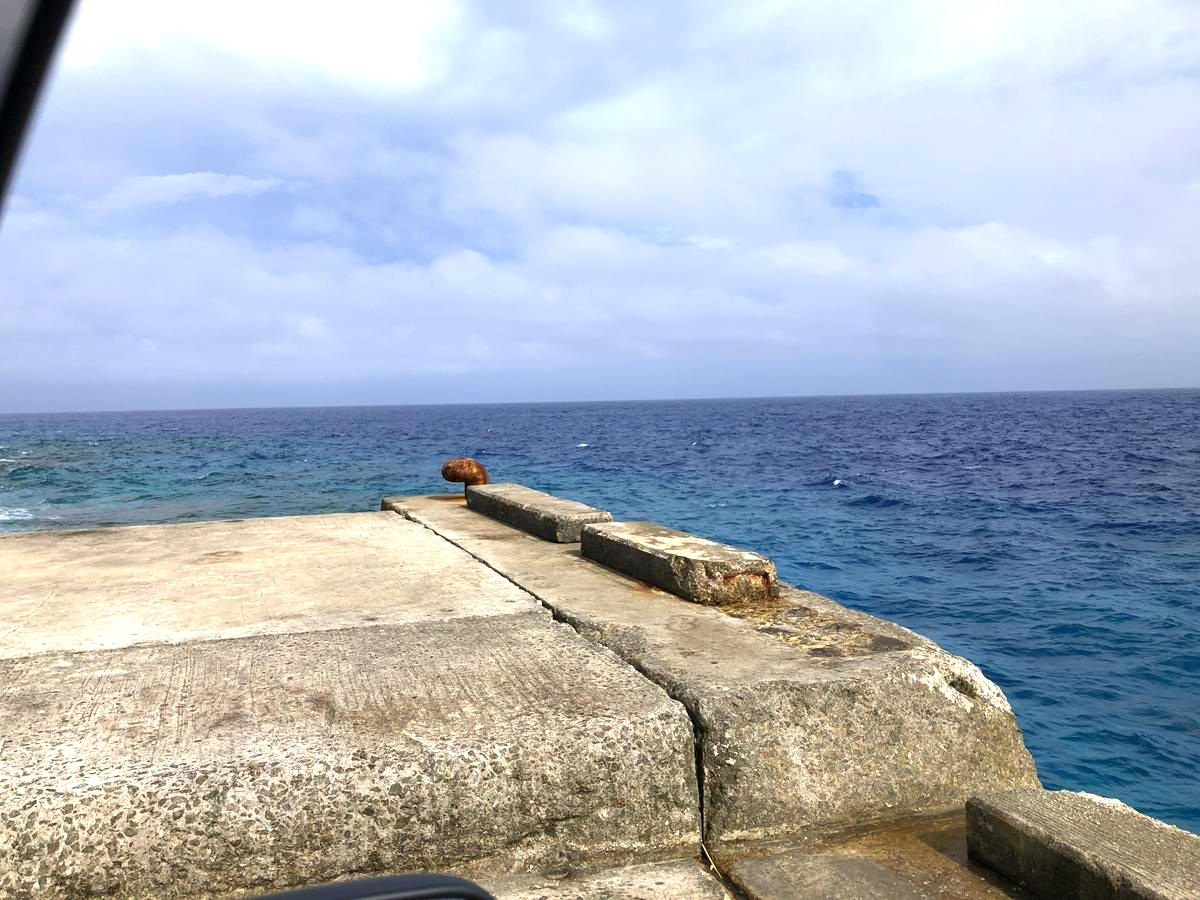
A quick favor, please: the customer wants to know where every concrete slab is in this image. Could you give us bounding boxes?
[581,520,776,604]
[967,789,1200,900]
[0,512,704,896]
[0,615,700,897]
[465,483,612,542]
[387,496,1040,846]
[720,812,1029,899]
[488,857,731,898]
[0,511,540,659]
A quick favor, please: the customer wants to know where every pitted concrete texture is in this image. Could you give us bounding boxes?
[581,520,776,604]
[0,615,700,898]
[720,812,1029,899]
[390,495,1040,846]
[488,857,731,898]
[0,511,701,898]
[464,483,613,542]
[967,789,1200,900]
[0,512,539,659]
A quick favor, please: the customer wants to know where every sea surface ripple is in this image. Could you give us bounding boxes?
[2,389,1198,831]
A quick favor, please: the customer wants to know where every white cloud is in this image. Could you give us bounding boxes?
[2,0,1199,408]
[93,172,283,212]
[60,0,464,93]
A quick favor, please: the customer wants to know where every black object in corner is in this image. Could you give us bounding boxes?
[0,0,75,211]
[257,873,495,900]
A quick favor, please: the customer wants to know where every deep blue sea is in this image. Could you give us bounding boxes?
[2,390,1198,832]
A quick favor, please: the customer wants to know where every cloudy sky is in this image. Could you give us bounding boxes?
[2,0,1199,411]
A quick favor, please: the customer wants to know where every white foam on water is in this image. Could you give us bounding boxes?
[0,507,34,521]
[576,442,589,448]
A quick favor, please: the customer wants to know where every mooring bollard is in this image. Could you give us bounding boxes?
[441,456,489,490]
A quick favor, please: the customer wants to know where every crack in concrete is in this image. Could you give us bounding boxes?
[385,507,750,897]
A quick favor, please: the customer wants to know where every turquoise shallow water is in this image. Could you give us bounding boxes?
[2,390,1198,831]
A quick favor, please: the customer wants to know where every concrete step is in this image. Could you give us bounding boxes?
[487,857,731,898]
[967,789,1200,900]
[581,520,777,605]
[465,483,612,542]
[0,513,701,897]
[718,811,1030,899]
[388,494,1040,847]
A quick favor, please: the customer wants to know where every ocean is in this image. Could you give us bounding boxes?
[2,390,1198,832]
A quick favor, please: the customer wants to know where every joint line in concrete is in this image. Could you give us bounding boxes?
[384,506,724,876]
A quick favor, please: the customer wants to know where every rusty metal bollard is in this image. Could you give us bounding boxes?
[441,457,489,490]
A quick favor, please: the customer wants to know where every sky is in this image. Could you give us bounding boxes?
[1,0,1199,412]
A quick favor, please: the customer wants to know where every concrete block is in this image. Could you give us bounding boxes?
[393,496,1040,846]
[0,511,702,897]
[464,482,613,542]
[581,520,776,604]
[967,789,1200,900]
[0,615,701,898]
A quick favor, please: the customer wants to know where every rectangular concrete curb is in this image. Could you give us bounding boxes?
[581,520,777,604]
[465,482,613,542]
[966,789,1200,899]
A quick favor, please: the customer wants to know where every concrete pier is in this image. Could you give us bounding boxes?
[390,494,1038,846]
[0,483,1192,898]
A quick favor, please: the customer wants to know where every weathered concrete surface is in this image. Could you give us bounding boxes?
[967,789,1200,900]
[581,520,777,605]
[464,483,612,542]
[0,512,539,659]
[389,495,1040,846]
[488,857,731,898]
[0,513,701,898]
[720,812,1029,899]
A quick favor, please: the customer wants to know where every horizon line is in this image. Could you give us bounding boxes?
[1,384,1197,417]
